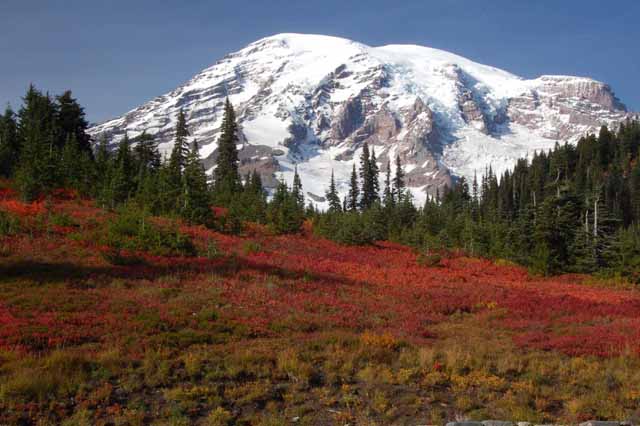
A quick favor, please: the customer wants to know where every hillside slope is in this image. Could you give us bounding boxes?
[2,187,640,423]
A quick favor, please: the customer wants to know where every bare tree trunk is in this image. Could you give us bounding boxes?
[532,191,537,225]
[593,195,599,238]
[585,210,589,234]
[554,168,561,198]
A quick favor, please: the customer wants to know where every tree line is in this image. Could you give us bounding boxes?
[375,123,640,279]
[0,86,305,234]
[2,84,640,279]
[311,121,640,280]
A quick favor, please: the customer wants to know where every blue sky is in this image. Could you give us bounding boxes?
[1,0,638,123]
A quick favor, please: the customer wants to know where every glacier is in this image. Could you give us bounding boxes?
[88,33,635,208]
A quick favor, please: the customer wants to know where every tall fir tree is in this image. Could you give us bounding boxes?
[359,142,372,209]
[168,110,190,188]
[15,85,59,200]
[292,165,305,208]
[383,160,394,207]
[393,154,405,202]
[268,179,304,234]
[133,131,161,183]
[181,140,212,224]
[0,106,18,177]
[237,170,267,223]
[55,90,91,154]
[326,170,342,212]
[347,163,359,211]
[213,99,240,205]
[60,134,83,189]
[106,134,135,207]
[370,148,380,203]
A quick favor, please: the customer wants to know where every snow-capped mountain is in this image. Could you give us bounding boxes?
[88,33,635,206]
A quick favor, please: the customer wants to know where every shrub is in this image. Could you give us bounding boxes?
[48,211,77,228]
[314,212,376,246]
[61,409,92,426]
[242,240,262,255]
[0,351,92,403]
[360,332,399,351]
[102,206,196,257]
[0,210,21,236]
[276,348,315,386]
[101,249,144,266]
[206,407,233,426]
[417,251,442,267]
[201,240,222,259]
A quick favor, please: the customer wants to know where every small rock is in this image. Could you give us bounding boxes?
[446,422,484,426]
[580,422,620,426]
[483,421,514,426]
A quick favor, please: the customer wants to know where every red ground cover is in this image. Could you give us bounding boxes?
[1,195,640,358]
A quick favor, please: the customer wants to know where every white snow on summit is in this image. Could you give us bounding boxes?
[89,33,633,208]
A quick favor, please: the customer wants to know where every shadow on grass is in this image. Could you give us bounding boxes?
[0,249,367,289]
[0,260,119,285]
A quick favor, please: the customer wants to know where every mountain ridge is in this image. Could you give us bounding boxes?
[88,33,636,206]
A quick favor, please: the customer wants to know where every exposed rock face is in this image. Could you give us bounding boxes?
[88,33,635,207]
[507,76,629,140]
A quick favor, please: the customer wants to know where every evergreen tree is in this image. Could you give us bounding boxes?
[60,134,83,189]
[359,142,373,209]
[383,160,394,207]
[236,170,267,223]
[213,99,240,205]
[370,148,380,203]
[167,110,190,204]
[56,90,91,154]
[181,140,212,224]
[248,170,264,196]
[93,135,111,201]
[292,165,304,208]
[359,142,381,209]
[326,170,342,212]
[106,134,135,207]
[393,154,405,202]
[0,106,18,177]
[268,179,304,234]
[94,135,110,179]
[347,163,359,211]
[133,131,161,196]
[134,132,161,174]
[15,85,59,200]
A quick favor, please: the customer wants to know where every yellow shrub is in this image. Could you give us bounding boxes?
[182,351,204,378]
[451,370,507,392]
[360,332,399,351]
[206,407,233,426]
[371,389,390,415]
[356,364,394,384]
[276,348,314,385]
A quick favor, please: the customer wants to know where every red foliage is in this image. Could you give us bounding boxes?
[211,206,229,218]
[49,188,80,201]
[3,196,640,358]
[0,200,45,216]
[0,187,17,200]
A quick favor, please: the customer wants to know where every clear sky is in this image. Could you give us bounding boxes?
[1,0,638,123]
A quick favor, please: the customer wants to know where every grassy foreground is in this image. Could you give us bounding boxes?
[1,187,640,425]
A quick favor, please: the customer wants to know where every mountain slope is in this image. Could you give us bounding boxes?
[88,33,635,206]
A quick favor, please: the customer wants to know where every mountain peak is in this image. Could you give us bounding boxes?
[89,34,634,207]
